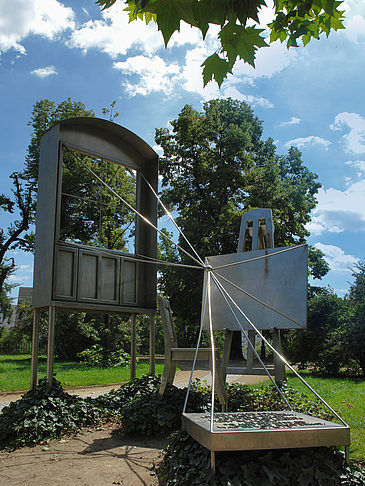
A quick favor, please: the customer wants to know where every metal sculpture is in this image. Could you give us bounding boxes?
[31,117,158,388]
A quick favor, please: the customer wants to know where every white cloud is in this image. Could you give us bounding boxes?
[277,117,301,127]
[0,0,75,54]
[307,181,365,235]
[314,243,359,273]
[68,5,202,59]
[67,5,163,57]
[179,45,220,99]
[344,159,365,171]
[346,14,365,43]
[285,136,331,149]
[221,87,273,109]
[31,65,57,78]
[18,265,32,271]
[114,56,181,97]
[330,112,365,153]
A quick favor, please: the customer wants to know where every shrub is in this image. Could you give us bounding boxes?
[93,374,161,413]
[77,344,130,367]
[0,378,103,450]
[121,384,209,436]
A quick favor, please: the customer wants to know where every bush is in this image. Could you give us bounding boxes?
[158,431,365,486]
[77,344,130,367]
[0,378,103,450]
[93,374,161,413]
[121,384,209,436]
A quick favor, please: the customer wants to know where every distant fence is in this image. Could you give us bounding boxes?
[0,341,32,355]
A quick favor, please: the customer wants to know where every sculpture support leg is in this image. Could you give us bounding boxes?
[149,314,155,375]
[130,313,137,380]
[30,308,40,390]
[272,328,286,385]
[46,306,56,390]
[211,451,216,471]
[246,330,256,370]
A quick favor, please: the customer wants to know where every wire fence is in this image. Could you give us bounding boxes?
[0,341,32,355]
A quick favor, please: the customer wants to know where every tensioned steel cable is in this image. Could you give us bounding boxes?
[73,151,204,268]
[140,172,205,266]
[210,270,348,426]
[211,272,292,411]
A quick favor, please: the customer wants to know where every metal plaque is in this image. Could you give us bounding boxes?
[202,245,307,331]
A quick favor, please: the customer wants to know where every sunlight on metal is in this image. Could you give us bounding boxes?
[211,272,292,411]
[212,273,348,427]
[214,272,306,329]
[78,156,204,268]
[207,272,216,432]
[140,172,205,266]
[211,244,307,271]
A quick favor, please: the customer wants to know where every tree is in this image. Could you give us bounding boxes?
[0,172,34,317]
[345,261,365,375]
[156,98,326,345]
[286,286,347,371]
[97,0,345,86]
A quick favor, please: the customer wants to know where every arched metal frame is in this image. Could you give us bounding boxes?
[31,118,158,388]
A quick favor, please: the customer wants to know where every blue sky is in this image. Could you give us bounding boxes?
[0,0,364,300]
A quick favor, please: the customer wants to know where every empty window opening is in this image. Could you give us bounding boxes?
[59,145,136,253]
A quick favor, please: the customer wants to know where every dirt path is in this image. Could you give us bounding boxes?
[0,371,271,485]
[0,424,166,486]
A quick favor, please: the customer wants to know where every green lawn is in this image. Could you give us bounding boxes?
[286,371,365,464]
[0,354,164,391]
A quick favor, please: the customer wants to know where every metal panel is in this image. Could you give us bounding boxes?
[78,251,98,301]
[32,127,60,308]
[182,412,350,452]
[59,118,156,170]
[100,255,119,303]
[53,246,77,300]
[122,260,137,304]
[202,245,307,331]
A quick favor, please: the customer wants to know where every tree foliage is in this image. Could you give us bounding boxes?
[156,98,325,345]
[345,261,365,375]
[285,271,365,376]
[96,0,345,86]
[0,173,34,317]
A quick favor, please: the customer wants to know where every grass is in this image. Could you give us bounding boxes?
[0,354,164,392]
[285,371,365,464]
